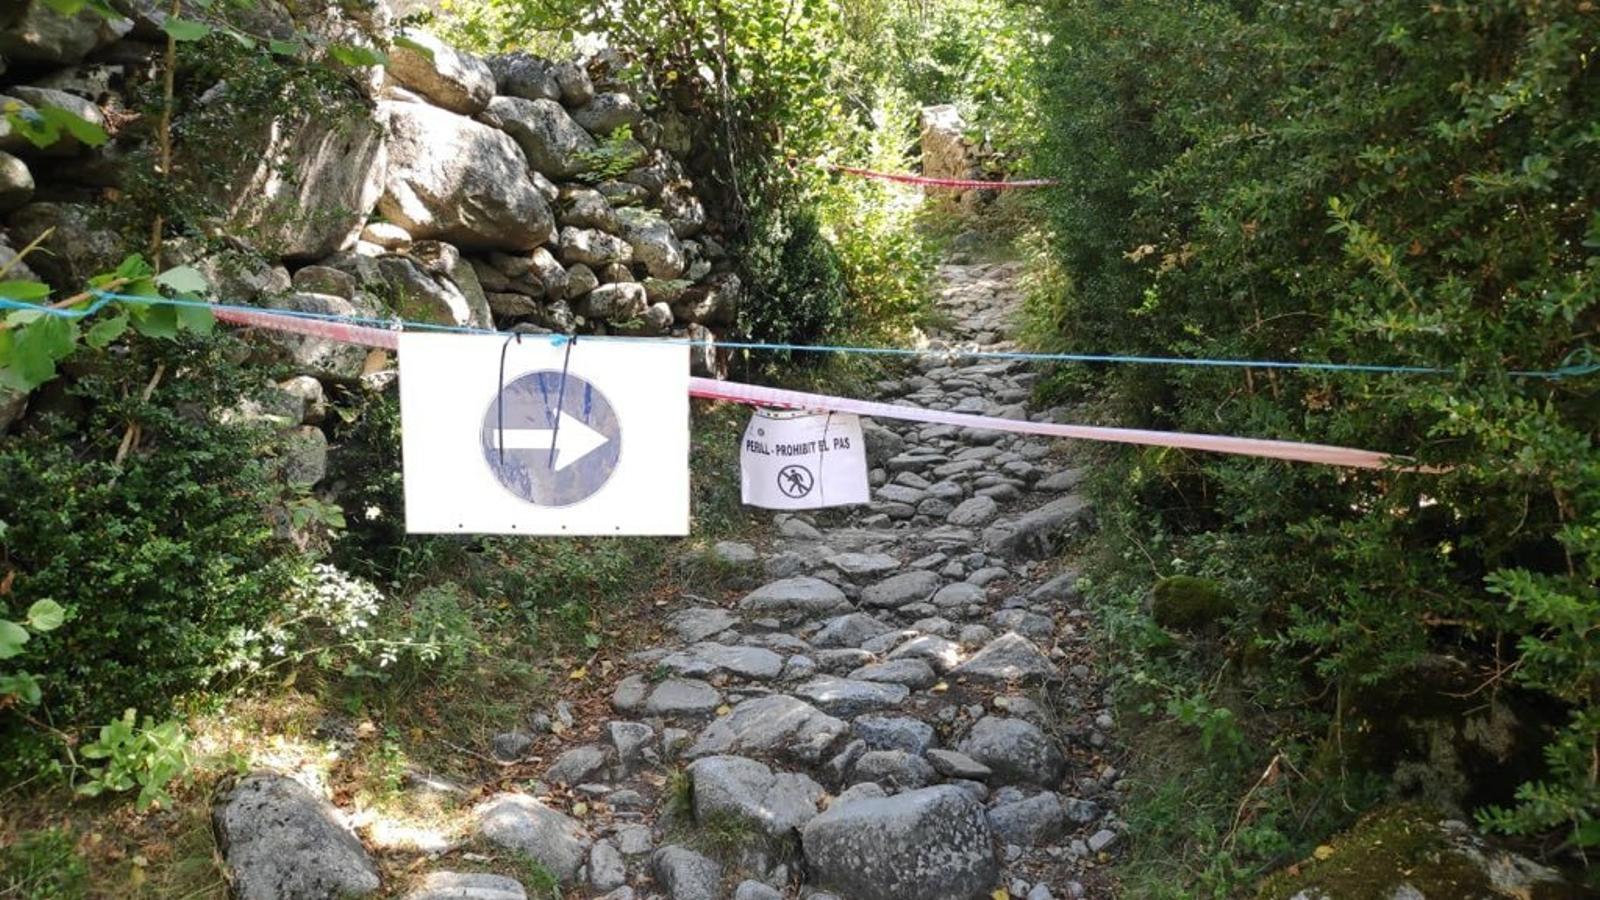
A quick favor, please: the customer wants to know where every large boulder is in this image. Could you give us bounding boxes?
[261,292,374,380]
[487,52,562,101]
[385,30,495,115]
[380,101,553,251]
[614,207,685,279]
[558,227,632,268]
[482,96,595,179]
[475,794,592,883]
[571,91,643,135]
[574,281,646,322]
[198,95,386,259]
[0,0,132,65]
[687,694,847,764]
[981,495,1091,560]
[801,785,1000,900]
[212,773,380,900]
[6,202,122,288]
[0,152,35,213]
[689,755,825,838]
[740,576,852,622]
[957,716,1066,787]
[652,846,721,900]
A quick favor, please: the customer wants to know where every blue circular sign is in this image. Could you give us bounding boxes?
[480,370,622,507]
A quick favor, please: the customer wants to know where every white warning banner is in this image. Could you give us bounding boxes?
[400,333,689,535]
[740,409,869,510]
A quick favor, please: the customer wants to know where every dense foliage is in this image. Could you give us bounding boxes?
[1028,0,1598,887]
[0,338,308,779]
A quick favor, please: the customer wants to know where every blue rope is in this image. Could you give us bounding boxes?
[0,290,1594,381]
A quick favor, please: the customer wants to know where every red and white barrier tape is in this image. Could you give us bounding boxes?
[829,164,1059,190]
[213,306,1420,471]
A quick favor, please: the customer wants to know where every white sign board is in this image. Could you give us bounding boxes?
[740,409,869,510]
[400,333,689,535]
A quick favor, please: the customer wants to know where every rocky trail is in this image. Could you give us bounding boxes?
[213,258,1122,900]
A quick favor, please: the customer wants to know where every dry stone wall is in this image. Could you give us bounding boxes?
[0,0,737,377]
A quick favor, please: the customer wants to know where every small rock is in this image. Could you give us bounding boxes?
[213,773,380,900]
[652,846,721,900]
[957,716,1067,786]
[851,716,937,755]
[475,793,592,883]
[850,750,936,791]
[800,785,1000,900]
[988,792,1067,846]
[793,676,910,717]
[404,871,526,899]
[608,721,656,774]
[546,745,609,785]
[492,730,534,761]
[588,839,627,891]
[734,881,784,900]
[847,659,938,689]
[953,633,1056,682]
[1087,828,1118,853]
[689,755,825,837]
[644,678,722,717]
[925,749,993,780]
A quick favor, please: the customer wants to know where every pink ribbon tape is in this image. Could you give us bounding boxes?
[689,377,1416,471]
[204,305,1415,471]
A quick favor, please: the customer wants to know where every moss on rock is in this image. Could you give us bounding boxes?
[1150,575,1234,630]
[1256,804,1579,900]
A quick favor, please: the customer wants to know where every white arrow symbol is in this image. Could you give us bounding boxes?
[490,411,611,472]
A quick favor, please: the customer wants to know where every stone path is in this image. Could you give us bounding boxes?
[214,259,1124,899]
[467,260,1119,899]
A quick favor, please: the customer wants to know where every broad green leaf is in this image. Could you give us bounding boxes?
[131,304,179,339]
[38,105,109,148]
[226,29,256,49]
[39,0,88,14]
[26,599,66,632]
[393,34,436,62]
[113,254,154,281]
[268,39,303,57]
[5,309,44,326]
[84,313,129,349]
[328,43,387,67]
[0,620,28,659]
[9,315,76,389]
[0,673,42,705]
[162,17,212,41]
[177,302,215,335]
[155,265,209,295]
[0,280,50,302]
[5,108,60,149]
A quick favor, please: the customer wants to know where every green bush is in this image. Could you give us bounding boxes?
[0,828,87,899]
[1030,0,1599,880]
[738,207,848,356]
[0,337,308,778]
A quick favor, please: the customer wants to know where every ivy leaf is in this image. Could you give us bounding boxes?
[0,620,28,660]
[155,265,209,295]
[177,302,215,335]
[38,105,109,148]
[113,254,154,281]
[84,313,129,349]
[328,43,387,67]
[162,17,211,41]
[5,107,60,149]
[26,599,65,632]
[9,315,76,389]
[131,304,179,339]
[0,673,42,705]
[393,34,436,62]
[0,280,50,302]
